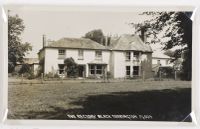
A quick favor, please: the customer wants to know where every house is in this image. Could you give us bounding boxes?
[14,58,39,75]
[38,34,153,79]
[152,51,173,75]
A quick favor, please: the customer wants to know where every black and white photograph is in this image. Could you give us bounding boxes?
[7,7,192,121]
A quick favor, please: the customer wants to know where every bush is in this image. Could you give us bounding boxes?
[8,62,15,73]
[64,57,78,78]
[45,72,54,78]
[54,73,60,78]
[27,72,35,80]
[19,63,31,74]
[157,66,175,79]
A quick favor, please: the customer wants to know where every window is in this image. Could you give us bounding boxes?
[157,60,161,65]
[96,65,103,74]
[95,51,102,60]
[125,51,131,61]
[89,64,104,75]
[78,50,84,60]
[126,66,130,76]
[58,49,66,59]
[89,65,95,74]
[58,64,65,74]
[133,66,139,75]
[133,51,140,61]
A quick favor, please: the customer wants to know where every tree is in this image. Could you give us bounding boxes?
[19,63,31,74]
[84,29,105,44]
[132,12,192,80]
[8,14,32,73]
[164,50,175,58]
[64,58,78,77]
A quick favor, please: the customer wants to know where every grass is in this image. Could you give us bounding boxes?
[8,80,191,121]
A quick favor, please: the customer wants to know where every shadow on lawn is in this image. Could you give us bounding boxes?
[10,88,191,121]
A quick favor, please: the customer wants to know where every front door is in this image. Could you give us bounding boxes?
[78,65,85,77]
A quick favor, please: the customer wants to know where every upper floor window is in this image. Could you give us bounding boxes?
[125,51,131,61]
[58,49,66,59]
[133,51,140,61]
[78,49,84,60]
[157,60,161,65]
[95,50,102,60]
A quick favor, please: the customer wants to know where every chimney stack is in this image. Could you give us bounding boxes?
[43,34,46,48]
[140,27,147,43]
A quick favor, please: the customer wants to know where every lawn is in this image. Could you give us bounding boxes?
[8,80,191,121]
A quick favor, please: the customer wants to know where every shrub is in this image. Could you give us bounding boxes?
[27,72,35,80]
[19,63,31,74]
[8,62,15,73]
[45,72,54,78]
[64,57,78,77]
[54,73,60,78]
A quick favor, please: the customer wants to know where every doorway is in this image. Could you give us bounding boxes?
[78,65,85,77]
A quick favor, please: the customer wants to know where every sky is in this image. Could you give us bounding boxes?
[9,7,162,58]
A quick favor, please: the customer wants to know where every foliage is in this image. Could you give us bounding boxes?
[8,14,32,72]
[84,29,105,44]
[18,63,35,79]
[54,73,60,78]
[45,72,54,78]
[45,72,60,78]
[157,66,174,79]
[8,62,15,73]
[27,72,35,80]
[64,57,78,77]
[19,63,31,74]
[164,50,175,57]
[132,12,192,80]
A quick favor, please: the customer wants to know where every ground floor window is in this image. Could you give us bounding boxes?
[58,64,65,74]
[89,64,104,75]
[89,65,94,74]
[96,65,103,74]
[133,66,139,75]
[126,66,130,76]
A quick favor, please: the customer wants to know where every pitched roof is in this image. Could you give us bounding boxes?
[16,58,39,65]
[110,34,152,52]
[46,37,108,50]
[152,51,171,59]
[45,34,152,52]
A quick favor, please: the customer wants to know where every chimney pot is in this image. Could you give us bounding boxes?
[43,34,46,48]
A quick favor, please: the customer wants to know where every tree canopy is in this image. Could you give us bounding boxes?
[84,29,105,44]
[8,14,32,72]
[164,50,175,58]
[132,12,192,80]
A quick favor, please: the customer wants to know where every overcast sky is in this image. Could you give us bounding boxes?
[9,8,161,58]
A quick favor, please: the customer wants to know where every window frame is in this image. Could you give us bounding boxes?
[89,65,95,75]
[89,64,104,75]
[133,51,140,61]
[126,66,131,76]
[96,65,103,74]
[95,50,102,60]
[133,66,139,76]
[58,49,66,59]
[125,51,131,61]
[78,49,84,60]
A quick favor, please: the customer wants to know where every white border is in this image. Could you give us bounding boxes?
[1,0,200,129]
